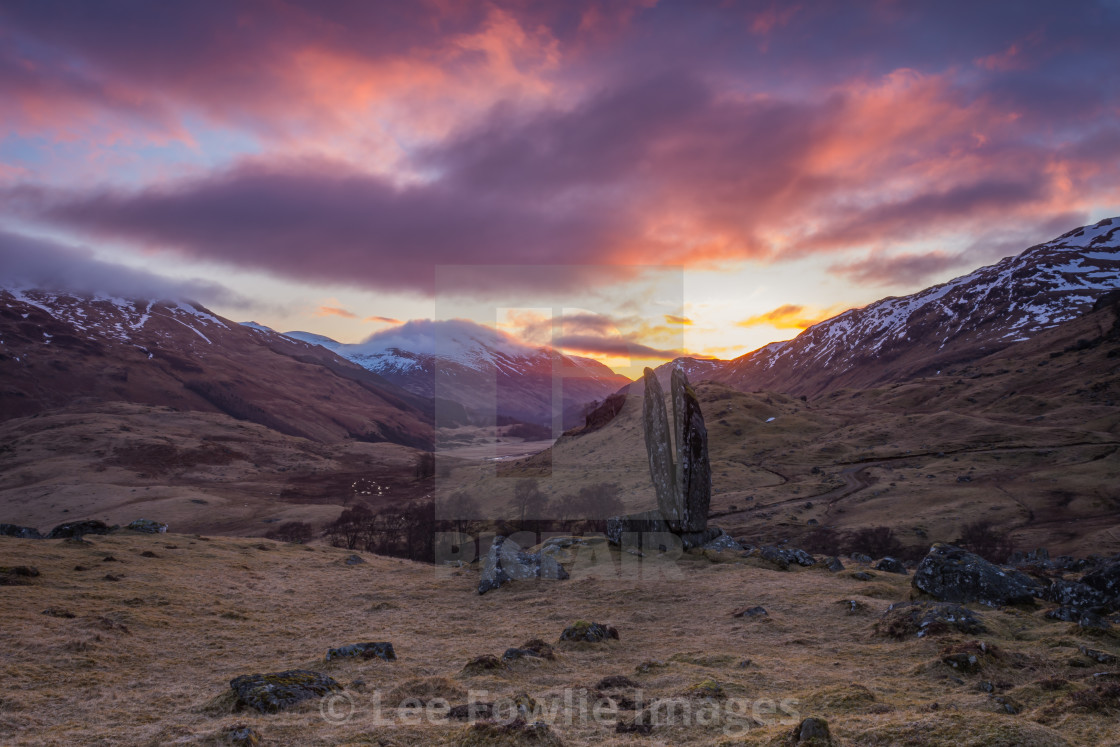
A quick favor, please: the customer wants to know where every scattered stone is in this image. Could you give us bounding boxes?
[912,543,1038,607]
[126,518,167,534]
[461,654,506,675]
[102,555,118,562]
[683,679,725,700]
[477,535,569,595]
[224,724,261,746]
[1046,606,1111,629]
[503,638,556,662]
[103,574,120,582]
[793,716,833,744]
[140,551,158,558]
[732,605,769,618]
[0,523,42,539]
[325,642,396,661]
[835,599,866,615]
[875,601,986,639]
[824,556,845,572]
[559,620,618,643]
[229,670,341,713]
[852,571,874,581]
[990,695,1022,714]
[344,554,365,565]
[73,565,88,572]
[616,711,654,735]
[46,520,112,539]
[875,557,907,574]
[850,553,873,565]
[42,607,76,618]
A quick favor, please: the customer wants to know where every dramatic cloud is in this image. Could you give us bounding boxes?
[737,304,837,330]
[552,334,683,361]
[0,228,245,305]
[315,305,357,319]
[1,0,1118,301]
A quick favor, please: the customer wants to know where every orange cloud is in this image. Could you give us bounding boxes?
[315,305,357,319]
[736,304,838,330]
[664,314,693,325]
[364,315,401,324]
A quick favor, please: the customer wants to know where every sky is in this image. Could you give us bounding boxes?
[2,0,1119,376]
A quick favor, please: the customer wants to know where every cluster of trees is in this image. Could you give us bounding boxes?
[323,502,437,562]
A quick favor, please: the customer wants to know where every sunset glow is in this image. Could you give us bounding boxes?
[2,1,1119,369]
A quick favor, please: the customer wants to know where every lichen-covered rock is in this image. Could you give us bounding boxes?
[223,724,261,746]
[605,510,672,546]
[229,670,341,713]
[758,545,816,570]
[671,367,711,533]
[325,642,395,661]
[875,601,987,639]
[823,556,845,572]
[912,543,1038,607]
[642,368,679,528]
[503,638,555,662]
[46,520,112,539]
[126,518,167,534]
[875,556,907,574]
[701,533,742,552]
[478,536,569,595]
[1080,559,1120,610]
[559,620,618,643]
[0,523,42,539]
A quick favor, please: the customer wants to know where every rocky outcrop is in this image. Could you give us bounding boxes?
[229,670,341,713]
[477,535,569,595]
[875,601,987,638]
[912,544,1038,607]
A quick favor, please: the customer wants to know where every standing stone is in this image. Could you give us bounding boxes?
[671,367,711,532]
[642,368,679,529]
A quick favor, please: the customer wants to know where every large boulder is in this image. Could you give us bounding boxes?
[912,544,1038,607]
[229,670,341,713]
[478,535,569,595]
[0,523,42,539]
[670,367,711,533]
[642,369,679,528]
[46,520,112,539]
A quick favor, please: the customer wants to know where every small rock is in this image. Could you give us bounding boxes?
[103,574,120,582]
[875,601,986,639]
[344,554,365,565]
[990,695,1021,714]
[794,716,832,744]
[824,556,845,572]
[140,550,158,558]
[229,670,341,713]
[224,724,261,746]
[325,642,396,661]
[42,607,76,618]
[850,553,873,565]
[732,605,768,618]
[1079,645,1117,664]
[942,652,981,673]
[852,571,874,581]
[875,556,907,574]
[559,620,618,642]
[0,565,40,585]
[126,518,167,534]
[702,533,744,552]
[461,718,562,746]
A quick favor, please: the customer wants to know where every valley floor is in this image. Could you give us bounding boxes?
[2,533,1118,746]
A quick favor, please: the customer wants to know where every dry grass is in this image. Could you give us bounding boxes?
[2,533,1119,745]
